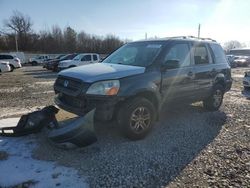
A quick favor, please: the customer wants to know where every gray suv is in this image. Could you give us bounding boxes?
[54,36,232,140]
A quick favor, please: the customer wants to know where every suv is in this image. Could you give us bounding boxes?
[0,54,22,71]
[58,53,100,70]
[54,37,232,140]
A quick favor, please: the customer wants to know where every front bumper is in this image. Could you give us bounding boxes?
[1,65,11,72]
[55,93,122,121]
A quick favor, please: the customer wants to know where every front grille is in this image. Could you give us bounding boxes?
[55,76,90,96]
[56,76,81,92]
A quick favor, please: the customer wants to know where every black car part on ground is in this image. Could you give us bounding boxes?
[48,109,97,148]
[0,106,59,137]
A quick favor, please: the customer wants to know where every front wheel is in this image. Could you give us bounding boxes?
[203,84,224,111]
[117,97,156,140]
[10,65,15,72]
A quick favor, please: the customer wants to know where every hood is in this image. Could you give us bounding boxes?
[59,63,145,83]
[60,60,74,63]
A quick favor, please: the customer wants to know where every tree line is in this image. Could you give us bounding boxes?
[0,11,124,54]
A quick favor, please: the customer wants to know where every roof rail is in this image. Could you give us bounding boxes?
[168,36,216,42]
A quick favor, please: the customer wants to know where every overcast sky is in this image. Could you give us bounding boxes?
[0,0,249,44]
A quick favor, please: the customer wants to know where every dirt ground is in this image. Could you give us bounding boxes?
[0,66,250,187]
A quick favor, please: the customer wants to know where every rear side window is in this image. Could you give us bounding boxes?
[81,55,92,61]
[210,44,228,64]
[194,45,209,65]
[93,55,98,61]
[0,55,13,59]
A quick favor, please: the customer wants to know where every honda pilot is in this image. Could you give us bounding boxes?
[54,36,232,140]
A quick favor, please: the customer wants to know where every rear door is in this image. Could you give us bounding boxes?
[161,41,195,101]
[192,42,214,98]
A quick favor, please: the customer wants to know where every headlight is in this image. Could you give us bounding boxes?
[86,80,120,95]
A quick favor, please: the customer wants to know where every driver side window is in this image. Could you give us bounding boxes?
[164,43,191,67]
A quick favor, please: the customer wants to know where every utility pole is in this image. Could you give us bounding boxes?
[198,24,201,38]
[145,32,147,40]
[15,31,18,52]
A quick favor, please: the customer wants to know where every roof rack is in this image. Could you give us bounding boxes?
[168,36,217,42]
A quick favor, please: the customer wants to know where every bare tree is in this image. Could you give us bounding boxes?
[3,10,33,51]
[4,10,32,33]
[1,11,124,53]
[223,40,244,51]
[64,26,77,52]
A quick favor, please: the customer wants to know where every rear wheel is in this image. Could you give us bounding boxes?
[31,61,38,66]
[117,97,156,140]
[203,84,224,111]
[244,86,250,90]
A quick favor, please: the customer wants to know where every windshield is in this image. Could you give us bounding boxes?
[103,42,163,67]
[60,54,69,60]
[55,54,64,59]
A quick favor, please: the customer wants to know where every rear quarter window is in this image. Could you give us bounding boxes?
[210,44,228,64]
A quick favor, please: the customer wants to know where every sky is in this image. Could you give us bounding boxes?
[0,0,249,44]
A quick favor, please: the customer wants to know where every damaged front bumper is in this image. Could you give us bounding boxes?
[54,93,122,121]
[48,109,97,148]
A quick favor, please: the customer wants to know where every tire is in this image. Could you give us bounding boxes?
[10,64,15,72]
[69,65,76,68]
[117,97,156,140]
[52,66,57,72]
[203,84,224,111]
[31,61,38,66]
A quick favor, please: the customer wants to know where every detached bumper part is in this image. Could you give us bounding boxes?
[0,106,59,137]
[48,109,97,148]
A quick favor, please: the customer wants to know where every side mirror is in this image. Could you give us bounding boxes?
[162,59,180,70]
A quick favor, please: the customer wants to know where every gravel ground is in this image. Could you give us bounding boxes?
[0,66,56,119]
[0,66,250,187]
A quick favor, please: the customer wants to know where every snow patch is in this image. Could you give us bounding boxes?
[0,118,88,188]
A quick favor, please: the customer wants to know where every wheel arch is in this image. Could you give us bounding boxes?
[213,74,226,90]
[115,89,161,121]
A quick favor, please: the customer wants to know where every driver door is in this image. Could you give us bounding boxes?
[161,42,195,102]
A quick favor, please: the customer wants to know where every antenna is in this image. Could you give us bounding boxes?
[198,24,201,38]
